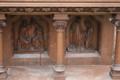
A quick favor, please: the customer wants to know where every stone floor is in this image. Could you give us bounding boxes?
[1,65,112,80]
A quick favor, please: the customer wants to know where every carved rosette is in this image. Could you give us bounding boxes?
[53,20,67,32]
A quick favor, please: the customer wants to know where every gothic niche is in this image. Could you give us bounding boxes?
[66,16,100,53]
[12,16,49,53]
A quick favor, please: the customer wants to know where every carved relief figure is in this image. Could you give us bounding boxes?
[69,18,86,50]
[84,17,95,49]
[31,25,44,50]
[13,16,46,52]
[67,16,98,52]
[84,16,98,50]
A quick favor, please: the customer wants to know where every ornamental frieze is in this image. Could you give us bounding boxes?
[0,7,120,14]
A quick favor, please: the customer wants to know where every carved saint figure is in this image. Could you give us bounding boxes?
[14,17,45,51]
[68,18,87,51]
[67,16,98,52]
[84,18,94,49]
[83,17,98,50]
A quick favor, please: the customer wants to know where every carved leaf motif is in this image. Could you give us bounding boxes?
[19,8,24,12]
[75,8,84,12]
[0,7,120,13]
[58,8,67,12]
[53,21,67,30]
[25,8,34,12]
[108,8,116,12]
[9,8,17,12]
[42,8,51,12]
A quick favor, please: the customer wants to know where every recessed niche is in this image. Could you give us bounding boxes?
[66,16,100,54]
[11,16,49,54]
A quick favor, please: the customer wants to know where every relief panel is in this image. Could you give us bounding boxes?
[11,16,49,53]
[66,16,100,52]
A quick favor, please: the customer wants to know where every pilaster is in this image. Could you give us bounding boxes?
[53,14,69,72]
[110,14,120,79]
[0,14,7,79]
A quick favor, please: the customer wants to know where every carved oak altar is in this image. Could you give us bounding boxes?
[0,0,120,79]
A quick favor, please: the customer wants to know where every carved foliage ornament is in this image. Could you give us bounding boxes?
[53,20,68,31]
[0,7,120,13]
[0,20,6,33]
[109,14,120,29]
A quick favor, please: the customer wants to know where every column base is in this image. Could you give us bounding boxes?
[111,65,120,79]
[0,67,6,73]
[0,66,7,79]
[53,72,65,80]
[53,65,65,73]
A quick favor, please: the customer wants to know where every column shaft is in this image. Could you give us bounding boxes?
[115,31,120,64]
[0,14,7,79]
[53,14,69,72]
[56,29,65,65]
[110,14,120,79]
[0,29,3,65]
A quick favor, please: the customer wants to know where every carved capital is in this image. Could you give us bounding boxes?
[0,22,5,33]
[109,14,120,29]
[0,20,6,33]
[53,14,69,31]
[53,20,68,31]
[0,14,6,32]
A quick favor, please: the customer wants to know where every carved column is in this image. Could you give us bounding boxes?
[110,14,120,79]
[0,14,7,79]
[53,14,69,72]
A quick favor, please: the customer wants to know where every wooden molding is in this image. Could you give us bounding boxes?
[0,2,120,7]
[53,14,69,20]
[0,7,120,14]
[0,0,120,3]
